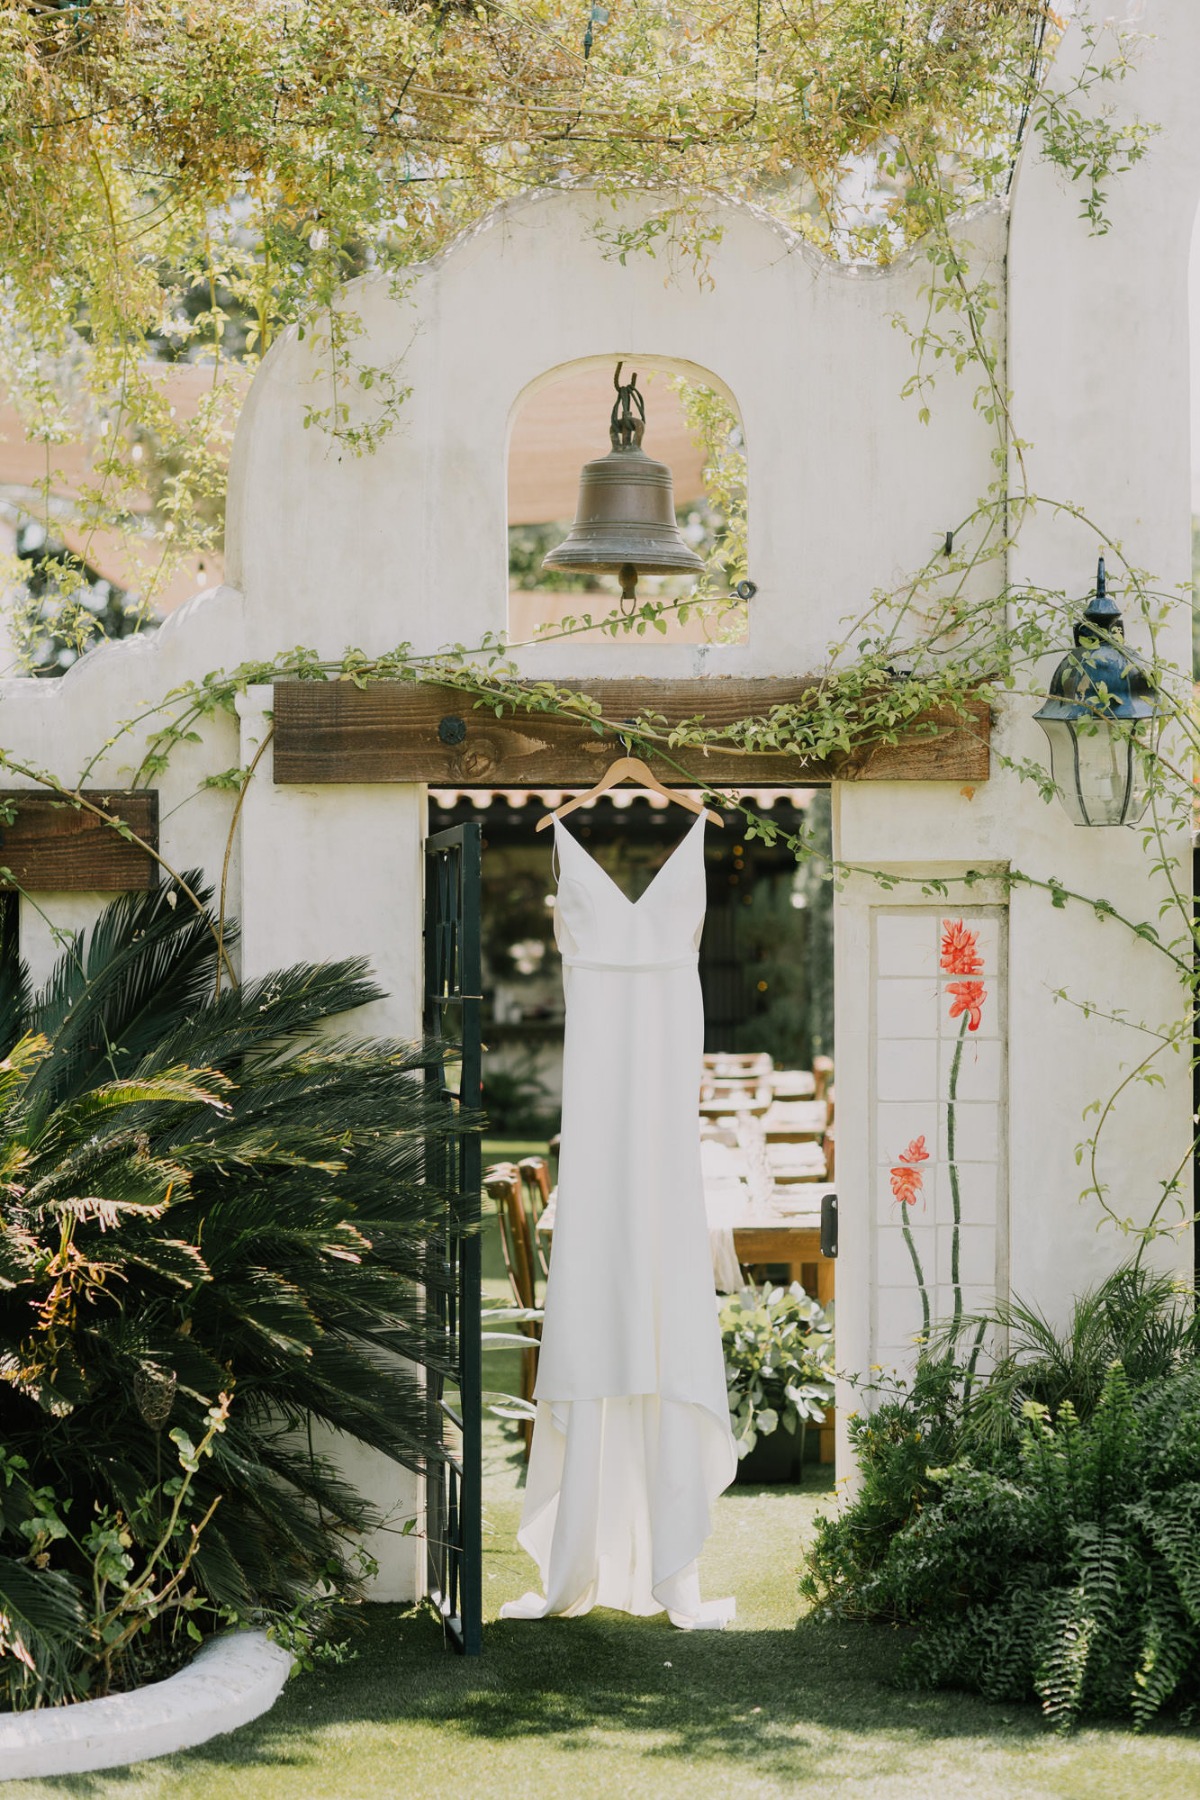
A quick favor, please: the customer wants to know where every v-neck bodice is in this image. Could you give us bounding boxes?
[553,812,707,973]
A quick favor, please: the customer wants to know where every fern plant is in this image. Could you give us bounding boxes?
[805,1270,1200,1731]
[0,876,469,1706]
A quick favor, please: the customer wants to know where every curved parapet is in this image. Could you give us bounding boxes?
[225,185,1005,677]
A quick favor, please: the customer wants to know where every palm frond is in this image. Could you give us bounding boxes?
[953,1264,1198,1452]
[24,875,235,1107]
[0,877,476,1688]
[0,896,31,1059]
[137,962,386,1082]
[0,1555,87,1707]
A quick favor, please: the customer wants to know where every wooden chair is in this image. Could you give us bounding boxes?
[770,1068,816,1101]
[518,1156,553,1279]
[765,1139,828,1183]
[762,1098,829,1142]
[812,1056,834,1103]
[700,1079,773,1117]
[702,1051,774,1082]
[484,1163,539,1455]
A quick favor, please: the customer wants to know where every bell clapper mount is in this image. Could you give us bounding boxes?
[610,361,646,452]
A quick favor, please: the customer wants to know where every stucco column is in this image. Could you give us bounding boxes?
[1004,0,1197,1311]
[236,686,428,1600]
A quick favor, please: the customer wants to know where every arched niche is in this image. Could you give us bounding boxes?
[506,354,749,648]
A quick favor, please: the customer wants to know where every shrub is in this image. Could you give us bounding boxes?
[803,1266,1200,1730]
[801,1352,966,1600]
[0,876,466,1707]
[959,1265,1200,1448]
[480,1054,557,1137]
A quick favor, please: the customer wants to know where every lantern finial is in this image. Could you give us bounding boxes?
[1077,554,1122,644]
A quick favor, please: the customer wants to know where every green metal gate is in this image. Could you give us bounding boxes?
[423,822,483,1654]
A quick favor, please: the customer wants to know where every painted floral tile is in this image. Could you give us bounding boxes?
[874,911,1005,1349]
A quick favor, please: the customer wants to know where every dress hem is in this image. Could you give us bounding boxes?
[500,1393,737,1632]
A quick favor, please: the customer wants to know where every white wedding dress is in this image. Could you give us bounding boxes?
[500,811,737,1630]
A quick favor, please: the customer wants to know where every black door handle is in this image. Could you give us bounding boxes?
[820,1192,838,1259]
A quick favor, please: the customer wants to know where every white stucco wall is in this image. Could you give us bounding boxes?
[1003,0,1197,1271]
[832,1,1198,1460]
[0,0,1195,1576]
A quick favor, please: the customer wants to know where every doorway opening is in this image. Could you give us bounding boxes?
[432,782,839,1644]
[431,787,833,1138]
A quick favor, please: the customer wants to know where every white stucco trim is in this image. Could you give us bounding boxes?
[0,1631,293,1781]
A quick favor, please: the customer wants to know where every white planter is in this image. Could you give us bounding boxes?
[0,1630,294,1781]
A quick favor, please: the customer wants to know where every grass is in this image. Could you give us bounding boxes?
[10,1166,1200,1798]
[15,1456,1200,1800]
[481,1136,549,1170]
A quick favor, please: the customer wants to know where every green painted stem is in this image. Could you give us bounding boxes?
[947,1012,968,1334]
[901,1211,930,1340]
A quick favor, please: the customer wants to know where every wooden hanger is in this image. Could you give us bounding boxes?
[535,755,724,831]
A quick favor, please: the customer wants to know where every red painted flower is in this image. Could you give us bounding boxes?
[947,979,987,1031]
[890,1135,930,1207]
[941,919,984,976]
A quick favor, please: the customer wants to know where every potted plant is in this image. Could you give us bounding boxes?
[719,1282,834,1483]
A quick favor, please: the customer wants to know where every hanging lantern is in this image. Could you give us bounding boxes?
[542,363,705,604]
[1033,556,1158,827]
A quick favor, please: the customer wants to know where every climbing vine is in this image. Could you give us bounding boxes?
[1,0,1135,624]
[0,4,1192,1279]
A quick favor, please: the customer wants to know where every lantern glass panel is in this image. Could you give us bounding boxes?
[1039,717,1150,827]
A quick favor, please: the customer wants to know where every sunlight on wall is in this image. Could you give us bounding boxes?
[1188,204,1200,675]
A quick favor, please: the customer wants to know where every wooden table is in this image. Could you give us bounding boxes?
[710,1192,836,1466]
[729,1216,834,1311]
[703,1192,835,1306]
[703,1125,835,1463]
[534,1190,834,1308]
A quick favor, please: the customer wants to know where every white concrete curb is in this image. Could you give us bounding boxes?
[0,1630,294,1781]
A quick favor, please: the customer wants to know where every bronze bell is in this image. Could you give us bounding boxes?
[542,364,705,603]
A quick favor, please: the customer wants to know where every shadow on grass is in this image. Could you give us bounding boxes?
[38,1610,1066,1798]
[31,1452,1200,1795]
[37,1600,1200,1800]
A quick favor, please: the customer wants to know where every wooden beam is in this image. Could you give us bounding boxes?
[0,791,158,891]
[272,680,990,787]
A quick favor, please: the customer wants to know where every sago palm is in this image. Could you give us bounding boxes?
[0,875,469,1698]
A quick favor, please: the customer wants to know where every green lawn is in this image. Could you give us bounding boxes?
[10,1167,1200,1799]
[481,1136,550,1170]
[14,1449,1200,1800]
